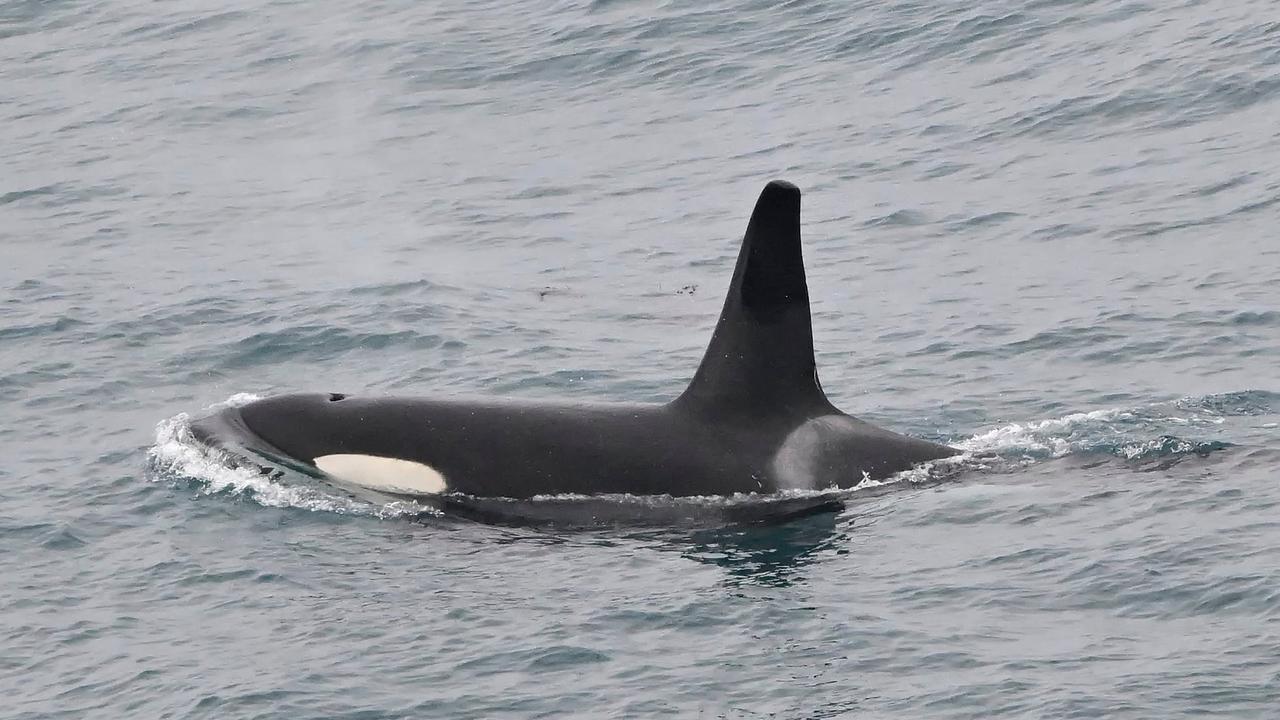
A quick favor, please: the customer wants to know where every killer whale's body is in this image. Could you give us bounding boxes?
[191,181,956,505]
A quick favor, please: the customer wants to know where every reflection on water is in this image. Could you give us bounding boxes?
[680,509,847,587]
[474,502,849,587]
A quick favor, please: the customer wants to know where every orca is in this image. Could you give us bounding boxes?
[190,181,957,515]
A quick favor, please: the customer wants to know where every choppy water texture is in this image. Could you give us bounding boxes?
[4,0,1280,717]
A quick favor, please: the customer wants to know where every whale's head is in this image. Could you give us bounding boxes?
[194,393,453,496]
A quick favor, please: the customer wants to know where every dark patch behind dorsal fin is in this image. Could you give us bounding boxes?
[674,180,831,416]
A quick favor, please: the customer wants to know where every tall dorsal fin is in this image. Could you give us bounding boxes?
[674,180,831,415]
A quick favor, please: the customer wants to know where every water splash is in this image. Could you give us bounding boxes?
[146,394,434,518]
[954,394,1242,464]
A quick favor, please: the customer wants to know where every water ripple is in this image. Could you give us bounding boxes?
[4,0,1279,716]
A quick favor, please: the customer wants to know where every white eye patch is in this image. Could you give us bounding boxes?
[314,454,449,495]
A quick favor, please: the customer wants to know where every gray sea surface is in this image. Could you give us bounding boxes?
[3,0,1279,717]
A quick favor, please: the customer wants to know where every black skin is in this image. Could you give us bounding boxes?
[191,181,958,500]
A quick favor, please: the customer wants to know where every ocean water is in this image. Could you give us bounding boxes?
[4,0,1280,716]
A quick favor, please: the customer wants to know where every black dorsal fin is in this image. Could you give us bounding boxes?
[674,180,831,416]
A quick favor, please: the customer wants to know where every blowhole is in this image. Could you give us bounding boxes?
[328,393,347,402]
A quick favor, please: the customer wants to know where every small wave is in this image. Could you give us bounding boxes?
[958,408,1133,459]
[1177,390,1279,416]
[215,326,445,371]
[862,209,929,227]
[955,395,1241,464]
[0,184,60,206]
[1115,436,1230,461]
